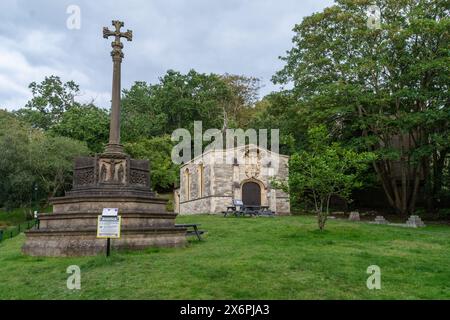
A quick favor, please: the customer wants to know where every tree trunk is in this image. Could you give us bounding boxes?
[317,198,329,231]
[374,157,421,215]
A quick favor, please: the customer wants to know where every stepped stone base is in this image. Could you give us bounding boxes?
[373,216,389,225]
[406,215,426,228]
[23,155,187,257]
[23,202,187,257]
[23,228,186,257]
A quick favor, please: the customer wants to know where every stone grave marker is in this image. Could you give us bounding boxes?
[373,216,388,225]
[406,215,426,228]
[348,211,360,221]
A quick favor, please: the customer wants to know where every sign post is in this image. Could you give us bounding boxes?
[97,208,121,257]
[106,238,111,257]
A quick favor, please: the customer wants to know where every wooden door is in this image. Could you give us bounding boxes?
[242,182,261,206]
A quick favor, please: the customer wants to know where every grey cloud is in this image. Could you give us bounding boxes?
[0,0,334,110]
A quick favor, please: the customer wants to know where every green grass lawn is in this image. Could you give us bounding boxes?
[0,208,32,229]
[0,207,52,229]
[0,215,449,299]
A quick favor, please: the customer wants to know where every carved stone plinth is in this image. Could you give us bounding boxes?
[71,154,151,190]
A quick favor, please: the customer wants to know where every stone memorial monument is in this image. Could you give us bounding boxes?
[406,215,426,228]
[373,216,389,225]
[23,21,186,256]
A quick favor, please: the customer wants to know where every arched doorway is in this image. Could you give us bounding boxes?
[242,182,261,206]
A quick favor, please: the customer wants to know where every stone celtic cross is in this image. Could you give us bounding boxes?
[103,20,133,154]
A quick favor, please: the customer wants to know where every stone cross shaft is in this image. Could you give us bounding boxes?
[103,20,133,154]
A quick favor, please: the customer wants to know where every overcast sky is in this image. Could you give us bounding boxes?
[0,0,334,111]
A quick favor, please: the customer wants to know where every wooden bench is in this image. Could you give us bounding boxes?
[223,200,245,217]
[175,223,205,241]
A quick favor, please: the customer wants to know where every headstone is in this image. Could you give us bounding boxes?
[348,211,360,221]
[406,215,426,228]
[373,216,388,224]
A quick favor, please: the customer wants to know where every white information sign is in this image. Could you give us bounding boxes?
[97,216,121,239]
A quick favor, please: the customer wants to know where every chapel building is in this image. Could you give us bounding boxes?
[174,144,290,215]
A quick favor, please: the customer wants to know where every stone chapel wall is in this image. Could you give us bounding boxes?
[179,147,290,215]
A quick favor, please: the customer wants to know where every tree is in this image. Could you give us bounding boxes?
[121,81,168,142]
[0,111,34,208]
[282,126,375,231]
[30,135,90,199]
[274,0,449,214]
[121,70,234,143]
[124,135,179,192]
[250,91,306,155]
[220,74,261,129]
[120,70,263,145]
[0,110,89,208]
[16,76,80,130]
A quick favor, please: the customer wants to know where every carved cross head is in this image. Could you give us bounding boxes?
[103,20,133,42]
[103,20,133,60]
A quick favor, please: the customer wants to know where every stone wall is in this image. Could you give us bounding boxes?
[276,197,290,215]
[179,197,211,215]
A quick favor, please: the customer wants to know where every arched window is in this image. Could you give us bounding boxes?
[198,164,204,197]
[184,168,190,201]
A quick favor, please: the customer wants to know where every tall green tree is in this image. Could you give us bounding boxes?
[16,76,80,130]
[250,91,306,155]
[29,134,90,199]
[0,110,89,208]
[121,81,168,142]
[0,110,34,208]
[220,74,261,129]
[121,70,262,143]
[274,0,449,214]
[282,126,375,230]
[125,135,179,192]
[51,104,109,153]
[121,70,234,142]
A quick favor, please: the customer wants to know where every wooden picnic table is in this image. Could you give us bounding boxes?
[224,203,275,217]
